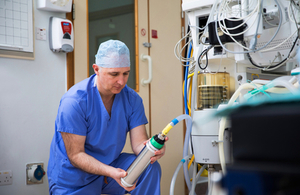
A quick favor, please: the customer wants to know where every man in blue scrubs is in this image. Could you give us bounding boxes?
[47,40,167,194]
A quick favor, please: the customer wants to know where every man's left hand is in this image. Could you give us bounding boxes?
[143,136,169,164]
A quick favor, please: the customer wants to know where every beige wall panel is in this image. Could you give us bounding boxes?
[149,0,185,194]
[74,0,88,84]
[122,0,151,153]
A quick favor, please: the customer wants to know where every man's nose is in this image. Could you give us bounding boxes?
[117,76,126,85]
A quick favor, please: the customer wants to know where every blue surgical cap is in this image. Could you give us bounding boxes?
[95,40,130,68]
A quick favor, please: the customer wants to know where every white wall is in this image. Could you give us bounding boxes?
[0,2,66,195]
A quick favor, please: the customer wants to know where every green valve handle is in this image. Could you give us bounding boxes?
[150,133,165,150]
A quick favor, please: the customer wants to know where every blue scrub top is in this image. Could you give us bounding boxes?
[47,74,148,188]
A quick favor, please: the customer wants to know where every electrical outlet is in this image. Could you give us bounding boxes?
[36,27,47,41]
[26,162,45,185]
[0,170,13,186]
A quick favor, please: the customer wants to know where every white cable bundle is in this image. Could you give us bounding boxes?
[217,0,261,50]
[174,30,197,69]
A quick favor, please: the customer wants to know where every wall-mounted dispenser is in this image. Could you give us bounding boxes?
[37,0,72,12]
[49,17,74,53]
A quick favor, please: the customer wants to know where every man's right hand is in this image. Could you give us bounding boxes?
[111,168,137,192]
[60,132,137,191]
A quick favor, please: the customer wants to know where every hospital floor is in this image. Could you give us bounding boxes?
[194,182,208,195]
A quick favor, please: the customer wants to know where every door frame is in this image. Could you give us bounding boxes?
[66,4,75,90]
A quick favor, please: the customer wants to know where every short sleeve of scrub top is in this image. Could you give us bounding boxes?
[55,97,88,136]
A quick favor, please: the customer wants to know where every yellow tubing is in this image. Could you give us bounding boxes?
[162,124,173,136]
[198,164,208,177]
[183,77,193,115]
[188,155,208,178]
[188,71,201,79]
[188,77,192,116]
[188,73,194,79]
[188,155,195,170]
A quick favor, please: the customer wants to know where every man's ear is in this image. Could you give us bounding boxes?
[92,64,99,75]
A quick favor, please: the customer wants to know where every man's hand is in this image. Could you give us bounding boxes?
[110,168,137,191]
[61,131,136,191]
[143,136,169,164]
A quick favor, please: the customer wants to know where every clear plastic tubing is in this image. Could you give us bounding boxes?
[244,76,298,100]
[189,161,198,195]
[170,155,191,195]
[176,114,193,190]
[271,79,298,94]
[189,164,208,195]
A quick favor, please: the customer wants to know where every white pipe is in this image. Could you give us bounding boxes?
[250,76,298,93]
[251,79,270,85]
[245,76,299,100]
[271,79,298,94]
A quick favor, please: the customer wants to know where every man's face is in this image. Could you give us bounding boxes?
[93,65,130,96]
